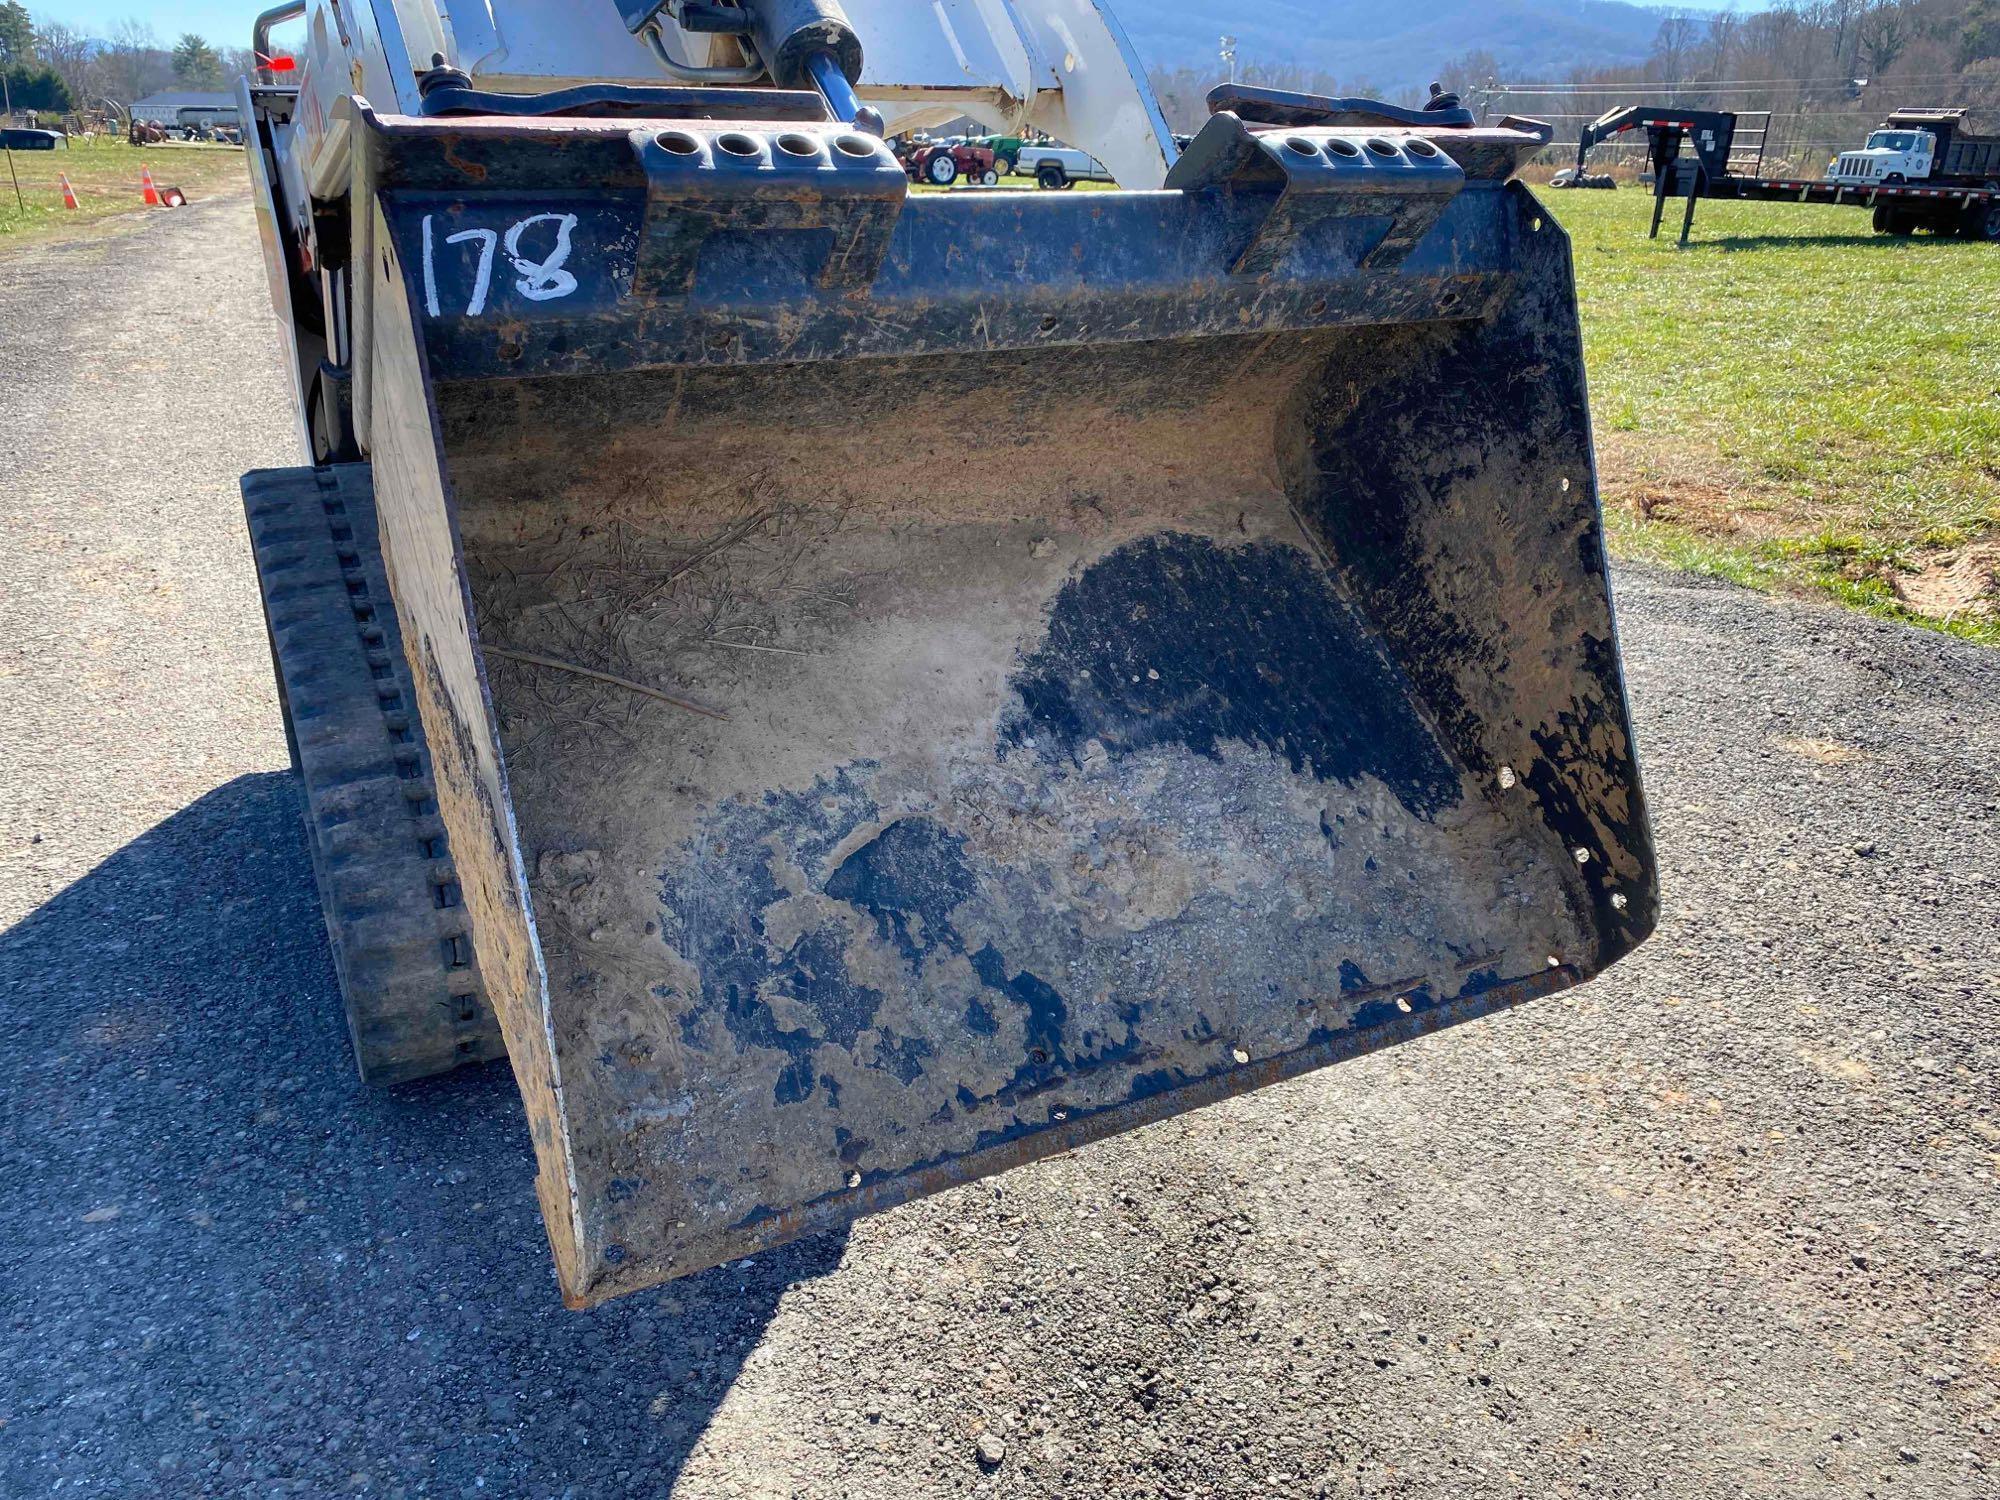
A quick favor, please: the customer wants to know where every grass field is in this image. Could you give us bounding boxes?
[0,136,249,252]
[1542,187,2000,643]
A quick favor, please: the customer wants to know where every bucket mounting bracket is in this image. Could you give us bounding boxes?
[1167,112,1467,274]
[629,121,907,297]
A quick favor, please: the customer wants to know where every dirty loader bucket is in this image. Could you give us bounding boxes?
[330,93,1655,1305]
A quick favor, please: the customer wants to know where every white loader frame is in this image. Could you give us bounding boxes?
[260,0,1175,200]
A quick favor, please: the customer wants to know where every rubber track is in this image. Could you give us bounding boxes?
[242,464,507,1084]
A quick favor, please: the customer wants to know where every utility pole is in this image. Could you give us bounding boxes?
[1219,35,1237,85]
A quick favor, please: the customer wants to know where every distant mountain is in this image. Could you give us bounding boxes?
[1119,1,1673,95]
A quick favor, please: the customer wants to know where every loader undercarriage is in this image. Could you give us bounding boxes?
[243,466,507,1082]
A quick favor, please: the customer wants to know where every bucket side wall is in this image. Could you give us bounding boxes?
[364,201,591,1301]
[1278,185,1657,970]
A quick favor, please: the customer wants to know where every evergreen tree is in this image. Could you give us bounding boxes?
[0,1,36,68]
[171,33,223,88]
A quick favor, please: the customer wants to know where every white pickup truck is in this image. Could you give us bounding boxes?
[1013,142,1116,188]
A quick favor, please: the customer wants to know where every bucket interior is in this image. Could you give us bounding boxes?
[420,306,1650,1295]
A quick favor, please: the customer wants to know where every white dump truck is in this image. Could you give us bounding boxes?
[1832,108,2000,235]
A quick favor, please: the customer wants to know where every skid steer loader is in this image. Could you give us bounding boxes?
[236,1,1657,1307]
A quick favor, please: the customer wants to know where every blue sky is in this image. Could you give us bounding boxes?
[30,3,297,48]
[33,0,1759,52]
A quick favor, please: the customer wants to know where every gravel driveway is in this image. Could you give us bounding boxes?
[2,196,1995,1499]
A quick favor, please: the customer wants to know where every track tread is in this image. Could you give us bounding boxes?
[242,464,506,1085]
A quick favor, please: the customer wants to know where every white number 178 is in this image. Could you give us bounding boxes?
[420,211,580,318]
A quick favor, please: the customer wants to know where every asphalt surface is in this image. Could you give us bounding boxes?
[2,193,1996,1499]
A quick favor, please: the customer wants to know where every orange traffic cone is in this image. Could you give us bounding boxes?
[58,173,78,210]
[140,165,159,207]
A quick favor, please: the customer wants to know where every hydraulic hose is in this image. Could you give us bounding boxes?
[639,19,766,84]
[638,1,882,133]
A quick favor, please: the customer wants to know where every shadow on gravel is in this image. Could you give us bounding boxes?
[0,772,843,1496]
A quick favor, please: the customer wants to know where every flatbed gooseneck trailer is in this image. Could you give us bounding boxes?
[1568,103,2000,245]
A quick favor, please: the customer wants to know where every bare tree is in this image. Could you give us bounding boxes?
[33,20,95,106]
[1822,0,1870,75]
[1856,0,1916,76]
[1147,66,1214,135]
[1650,14,1704,85]
[218,46,260,83]
[99,17,172,105]
[1961,57,2000,108]
[1434,48,1502,119]
[1147,55,1356,135]
[1701,12,1742,82]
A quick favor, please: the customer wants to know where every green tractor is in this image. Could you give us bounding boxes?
[970,133,1024,176]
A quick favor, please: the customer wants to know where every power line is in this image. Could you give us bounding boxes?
[1487,74,1966,94]
[1517,110,1887,119]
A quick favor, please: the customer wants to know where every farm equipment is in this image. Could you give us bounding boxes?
[894,135,997,186]
[178,106,245,145]
[969,132,1023,174]
[236,2,1656,1307]
[1572,102,2000,244]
